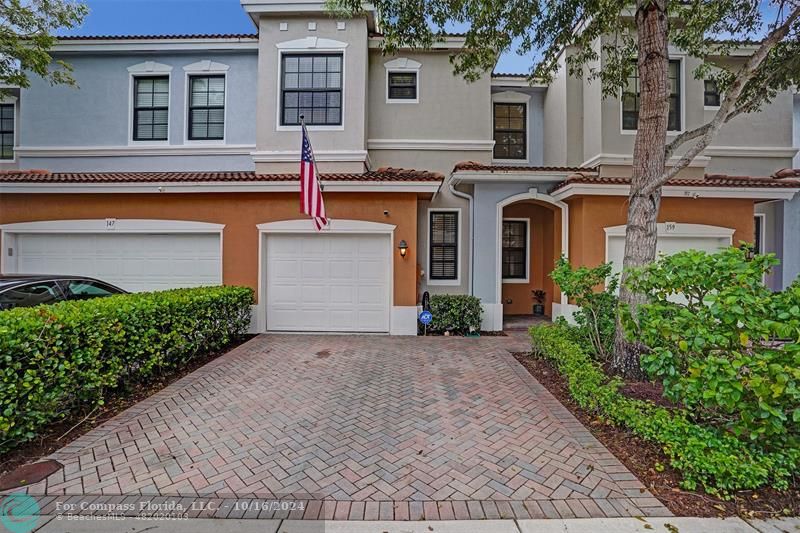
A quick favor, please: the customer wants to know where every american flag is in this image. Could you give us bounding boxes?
[300,123,328,231]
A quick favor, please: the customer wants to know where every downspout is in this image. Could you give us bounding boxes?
[447,174,474,295]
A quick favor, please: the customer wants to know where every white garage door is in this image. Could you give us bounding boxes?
[266,233,391,332]
[10,233,221,292]
[606,223,734,280]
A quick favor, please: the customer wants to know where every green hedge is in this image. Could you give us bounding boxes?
[0,285,254,452]
[529,324,800,496]
[425,294,482,335]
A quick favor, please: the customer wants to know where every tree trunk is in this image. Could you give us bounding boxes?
[611,0,669,380]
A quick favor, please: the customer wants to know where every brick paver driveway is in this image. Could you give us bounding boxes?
[17,334,670,520]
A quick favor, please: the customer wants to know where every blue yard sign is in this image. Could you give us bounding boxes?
[419,310,433,325]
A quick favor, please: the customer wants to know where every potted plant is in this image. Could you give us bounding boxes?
[532,289,546,316]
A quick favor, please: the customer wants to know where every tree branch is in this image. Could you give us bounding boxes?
[663,106,748,159]
[643,5,800,197]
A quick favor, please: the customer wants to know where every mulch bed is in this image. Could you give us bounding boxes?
[512,352,800,519]
[0,335,256,479]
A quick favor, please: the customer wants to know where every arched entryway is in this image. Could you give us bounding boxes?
[495,191,568,320]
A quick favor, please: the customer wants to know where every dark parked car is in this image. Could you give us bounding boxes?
[0,275,127,310]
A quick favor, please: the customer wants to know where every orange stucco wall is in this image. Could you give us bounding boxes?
[0,192,420,306]
[567,195,755,268]
[501,201,561,316]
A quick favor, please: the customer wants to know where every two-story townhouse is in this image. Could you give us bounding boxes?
[0,0,797,334]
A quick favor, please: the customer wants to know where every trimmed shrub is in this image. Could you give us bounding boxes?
[425,294,482,335]
[530,323,799,496]
[623,247,800,449]
[0,285,253,452]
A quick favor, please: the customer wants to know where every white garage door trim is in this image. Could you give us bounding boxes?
[257,219,415,335]
[604,222,735,286]
[0,219,224,290]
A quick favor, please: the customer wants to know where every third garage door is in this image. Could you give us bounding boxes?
[265,233,391,332]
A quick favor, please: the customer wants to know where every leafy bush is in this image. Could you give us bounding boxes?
[530,323,799,495]
[550,256,618,359]
[0,285,254,452]
[425,294,482,335]
[623,247,800,450]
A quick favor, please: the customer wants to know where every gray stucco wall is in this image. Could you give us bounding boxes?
[472,181,560,303]
[18,51,257,172]
[780,194,800,287]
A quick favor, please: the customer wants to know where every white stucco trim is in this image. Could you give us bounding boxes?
[255,218,400,334]
[182,60,230,73]
[251,149,367,163]
[385,58,421,104]
[702,146,799,158]
[368,36,466,50]
[257,219,396,233]
[452,171,576,183]
[426,207,462,287]
[491,91,532,165]
[275,36,349,50]
[127,61,173,74]
[16,144,255,157]
[55,38,258,53]
[501,217,531,284]
[603,222,735,239]
[551,183,800,201]
[581,152,711,168]
[367,139,495,151]
[491,76,548,88]
[495,190,569,315]
[0,181,442,194]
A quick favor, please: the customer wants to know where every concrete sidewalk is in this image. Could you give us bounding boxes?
[26,516,799,532]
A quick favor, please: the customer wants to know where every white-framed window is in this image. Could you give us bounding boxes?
[704,79,721,109]
[491,91,530,163]
[0,98,16,161]
[428,208,460,285]
[187,75,226,141]
[183,60,230,143]
[621,58,684,133]
[502,218,530,283]
[384,58,421,104]
[132,76,170,141]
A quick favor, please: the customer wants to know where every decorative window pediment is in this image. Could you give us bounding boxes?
[183,60,230,73]
[383,58,421,71]
[276,36,348,50]
[127,61,172,74]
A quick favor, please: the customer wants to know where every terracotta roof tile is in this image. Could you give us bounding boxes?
[453,161,596,173]
[57,33,258,41]
[0,168,444,184]
[550,173,800,192]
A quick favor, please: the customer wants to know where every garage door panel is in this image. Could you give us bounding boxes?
[11,232,221,292]
[266,233,390,332]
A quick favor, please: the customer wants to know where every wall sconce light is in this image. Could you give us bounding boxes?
[398,240,408,258]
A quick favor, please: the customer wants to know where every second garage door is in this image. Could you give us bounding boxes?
[266,233,391,333]
[9,232,221,292]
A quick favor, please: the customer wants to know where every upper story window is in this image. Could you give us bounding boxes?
[429,211,458,281]
[704,79,721,108]
[0,104,14,160]
[133,76,169,141]
[387,72,418,101]
[493,103,527,160]
[189,75,225,140]
[622,59,682,131]
[281,53,342,126]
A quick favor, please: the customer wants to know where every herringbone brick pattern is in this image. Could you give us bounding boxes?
[10,334,670,519]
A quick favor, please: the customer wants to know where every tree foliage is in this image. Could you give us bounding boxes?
[0,0,88,89]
